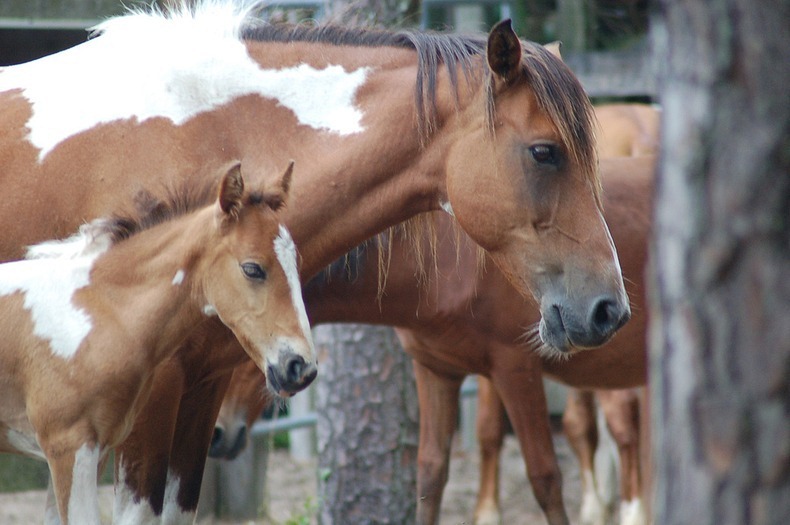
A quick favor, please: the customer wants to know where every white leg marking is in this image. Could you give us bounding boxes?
[67,443,101,525]
[579,469,607,525]
[475,499,502,525]
[160,470,195,525]
[113,460,160,525]
[620,498,647,525]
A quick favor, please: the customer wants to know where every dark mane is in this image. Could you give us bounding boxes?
[242,22,597,191]
[103,182,278,245]
[243,23,486,141]
[103,182,219,244]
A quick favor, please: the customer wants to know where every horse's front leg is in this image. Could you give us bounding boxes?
[563,389,610,525]
[474,375,506,525]
[114,359,184,524]
[491,351,570,525]
[162,370,233,524]
[597,388,647,525]
[43,437,103,525]
[412,359,463,525]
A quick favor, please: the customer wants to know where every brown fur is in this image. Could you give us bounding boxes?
[0,5,627,519]
[0,164,310,524]
[220,155,654,525]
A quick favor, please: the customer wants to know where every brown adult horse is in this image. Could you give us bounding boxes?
[0,163,311,525]
[214,155,654,524]
[472,104,660,525]
[0,2,628,522]
[594,103,660,158]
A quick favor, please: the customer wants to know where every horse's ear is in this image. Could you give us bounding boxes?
[218,163,244,216]
[544,41,563,61]
[487,19,522,85]
[262,160,294,212]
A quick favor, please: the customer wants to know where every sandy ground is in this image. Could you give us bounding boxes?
[0,432,593,525]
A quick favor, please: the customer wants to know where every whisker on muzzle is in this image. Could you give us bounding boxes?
[518,322,571,363]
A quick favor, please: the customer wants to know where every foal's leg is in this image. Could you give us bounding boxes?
[563,389,608,525]
[413,360,463,525]
[114,360,184,524]
[490,351,569,525]
[473,376,505,525]
[45,475,61,525]
[44,439,102,525]
[163,370,233,524]
[597,389,647,525]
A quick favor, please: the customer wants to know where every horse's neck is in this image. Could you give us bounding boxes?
[243,41,480,279]
[89,211,212,358]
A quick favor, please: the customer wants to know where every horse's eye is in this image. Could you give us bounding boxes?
[529,144,560,166]
[241,262,267,281]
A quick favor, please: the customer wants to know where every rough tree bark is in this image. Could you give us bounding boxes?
[314,323,419,525]
[649,1,789,524]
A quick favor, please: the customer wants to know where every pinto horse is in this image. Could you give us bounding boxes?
[0,163,312,525]
[0,2,629,521]
[214,155,654,524]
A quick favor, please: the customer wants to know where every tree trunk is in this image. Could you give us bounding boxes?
[315,324,419,525]
[649,1,790,524]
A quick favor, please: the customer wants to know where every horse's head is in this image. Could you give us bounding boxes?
[210,358,269,460]
[445,20,630,353]
[203,162,316,397]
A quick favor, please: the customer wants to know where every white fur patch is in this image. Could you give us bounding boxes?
[0,6,370,161]
[202,304,218,317]
[273,225,313,349]
[171,269,185,286]
[579,469,607,525]
[6,429,45,460]
[67,443,101,525]
[161,470,195,525]
[0,224,111,359]
[620,498,647,525]
[113,460,159,525]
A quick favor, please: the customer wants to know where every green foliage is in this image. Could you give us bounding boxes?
[0,455,49,492]
[282,496,319,525]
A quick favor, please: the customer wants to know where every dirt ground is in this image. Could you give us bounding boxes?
[0,430,596,525]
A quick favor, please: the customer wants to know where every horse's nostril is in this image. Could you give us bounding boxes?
[590,297,628,337]
[210,427,224,449]
[286,354,306,382]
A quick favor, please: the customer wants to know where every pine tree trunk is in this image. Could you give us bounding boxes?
[649,1,790,524]
[314,323,419,524]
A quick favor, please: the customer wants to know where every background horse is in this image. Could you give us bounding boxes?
[0,2,628,521]
[472,103,660,525]
[215,154,654,524]
[0,163,311,524]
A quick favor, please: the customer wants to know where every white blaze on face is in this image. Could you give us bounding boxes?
[273,225,313,348]
[0,9,370,161]
[0,225,111,359]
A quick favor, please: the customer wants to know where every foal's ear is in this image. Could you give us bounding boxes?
[218,163,244,216]
[544,41,563,61]
[487,19,522,85]
[263,160,294,212]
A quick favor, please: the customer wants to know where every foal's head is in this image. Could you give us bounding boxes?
[203,162,316,397]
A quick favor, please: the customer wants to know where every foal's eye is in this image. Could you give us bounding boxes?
[529,144,560,166]
[241,262,267,281]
